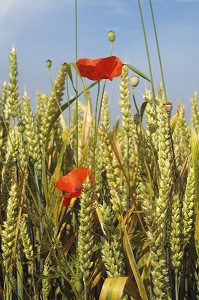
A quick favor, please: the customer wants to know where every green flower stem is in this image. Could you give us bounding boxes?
[149,0,167,103]
[137,0,155,100]
[109,42,114,56]
[93,35,116,177]
[75,0,79,166]
[93,81,101,176]
[132,89,139,115]
[97,37,115,127]
[74,0,79,250]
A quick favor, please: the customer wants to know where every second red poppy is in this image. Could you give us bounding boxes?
[56,167,94,207]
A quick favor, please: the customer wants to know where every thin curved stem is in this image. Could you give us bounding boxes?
[75,0,79,166]
[97,39,115,126]
[93,81,101,176]
[149,0,167,103]
[137,0,155,100]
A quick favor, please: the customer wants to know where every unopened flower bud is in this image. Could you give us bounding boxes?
[133,114,141,125]
[108,31,115,42]
[46,59,52,68]
[17,122,25,133]
[164,102,173,113]
[130,76,139,88]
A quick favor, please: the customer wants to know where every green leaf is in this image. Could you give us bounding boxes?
[99,277,141,300]
[140,101,148,121]
[170,111,179,134]
[123,227,148,300]
[125,63,151,82]
[70,61,80,75]
[65,63,77,93]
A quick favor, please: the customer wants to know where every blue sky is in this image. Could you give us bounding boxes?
[0,0,199,121]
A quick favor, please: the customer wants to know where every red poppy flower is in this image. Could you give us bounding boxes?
[56,167,94,207]
[76,56,122,81]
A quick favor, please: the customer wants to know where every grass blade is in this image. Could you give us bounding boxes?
[99,277,141,300]
[125,63,151,82]
[123,227,148,300]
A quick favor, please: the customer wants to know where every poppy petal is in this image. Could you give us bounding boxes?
[72,168,94,185]
[56,168,94,192]
[56,167,94,207]
[96,56,122,80]
[76,58,100,80]
[62,195,72,207]
[110,57,123,78]
[56,176,77,193]
[76,56,122,81]
[62,190,82,206]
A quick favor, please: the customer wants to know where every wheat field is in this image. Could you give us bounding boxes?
[0,47,199,300]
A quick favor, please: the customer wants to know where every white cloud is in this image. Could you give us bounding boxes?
[0,0,15,18]
[0,0,74,43]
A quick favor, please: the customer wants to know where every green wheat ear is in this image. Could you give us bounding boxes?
[182,165,195,248]
[190,128,199,209]
[170,193,183,273]
[99,125,125,218]
[40,64,68,150]
[1,182,19,273]
[42,264,50,300]
[119,65,138,170]
[4,47,22,123]
[190,128,199,258]
[119,64,138,209]
[147,99,173,299]
[78,177,95,282]
[23,91,41,171]
[1,128,19,201]
[20,214,34,267]
[172,101,190,172]
[101,91,110,131]
[99,202,125,277]
[191,92,199,133]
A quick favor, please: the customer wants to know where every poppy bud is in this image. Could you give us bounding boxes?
[17,122,25,133]
[164,102,173,113]
[130,76,139,88]
[133,114,141,125]
[46,59,52,68]
[108,31,115,42]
